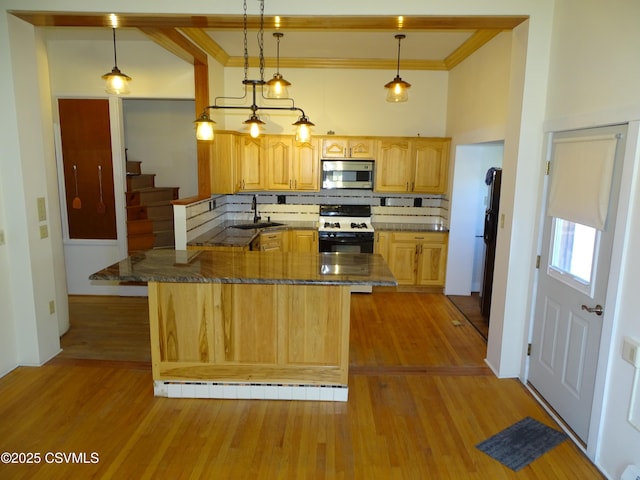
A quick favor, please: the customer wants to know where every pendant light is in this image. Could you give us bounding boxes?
[265,32,291,99]
[102,28,131,95]
[384,34,411,103]
[194,0,313,142]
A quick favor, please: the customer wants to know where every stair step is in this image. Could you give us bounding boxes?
[146,203,174,220]
[126,160,142,175]
[152,218,174,232]
[127,233,155,253]
[127,219,154,235]
[153,230,175,248]
[126,206,148,221]
[126,174,156,191]
[126,187,179,206]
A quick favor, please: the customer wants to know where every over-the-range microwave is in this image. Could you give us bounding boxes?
[321,159,374,190]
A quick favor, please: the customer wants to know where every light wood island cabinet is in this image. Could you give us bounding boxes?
[90,250,397,400]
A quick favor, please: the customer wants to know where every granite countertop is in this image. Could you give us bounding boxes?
[372,222,449,233]
[189,220,317,248]
[89,249,397,286]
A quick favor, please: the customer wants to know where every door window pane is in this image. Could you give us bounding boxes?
[549,218,598,294]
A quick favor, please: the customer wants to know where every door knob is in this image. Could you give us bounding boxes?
[581,304,604,316]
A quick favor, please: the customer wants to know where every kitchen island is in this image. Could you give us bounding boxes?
[90,249,396,401]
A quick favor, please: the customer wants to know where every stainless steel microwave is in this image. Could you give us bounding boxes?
[321,160,374,190]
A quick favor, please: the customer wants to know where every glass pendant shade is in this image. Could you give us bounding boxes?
[103,67,131,95]
[266,74,291,99]
[194,112,216,141]
[384,76,411,103]
[244,115,265,138]
[293,115,314,143]
[385,34,410,103]
[102,28,131,95]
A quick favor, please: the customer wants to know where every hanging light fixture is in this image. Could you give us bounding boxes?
[102,27,132,95]
[384,34,411,103]
[194,0,313,141]
[265,32,291,99]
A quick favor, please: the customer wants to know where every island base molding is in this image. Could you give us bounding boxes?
[148,281,351,398]
[153,380,349,402]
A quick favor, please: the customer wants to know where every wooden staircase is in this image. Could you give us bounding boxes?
[126,160,179,254]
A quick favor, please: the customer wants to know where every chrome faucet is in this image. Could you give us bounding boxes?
[251,195,261,224]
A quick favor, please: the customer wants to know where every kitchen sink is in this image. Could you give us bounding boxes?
[231,222,285,230]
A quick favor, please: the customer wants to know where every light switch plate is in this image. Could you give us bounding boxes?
[49,300,55,314]
[623,336,640,368]
[39,225,48,239]
[37,197,47,222]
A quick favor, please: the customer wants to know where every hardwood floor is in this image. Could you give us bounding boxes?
[0,292,603,479]
[447,292,488,340]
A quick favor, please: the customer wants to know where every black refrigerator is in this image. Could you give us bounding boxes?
[480,168,502,319]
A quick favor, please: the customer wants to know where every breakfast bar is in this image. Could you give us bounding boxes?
[90,249,396,401]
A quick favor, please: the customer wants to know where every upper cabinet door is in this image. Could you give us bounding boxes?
[321,137,376,158]
[412,139,450,193]
[293,138,320,191]
[375,138,411,192]
[238,136,265,191]
[265,136,293,190]
[347,138,376,158]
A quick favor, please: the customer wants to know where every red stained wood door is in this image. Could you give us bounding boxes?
[59,99,117,239]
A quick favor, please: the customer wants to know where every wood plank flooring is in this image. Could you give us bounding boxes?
[0,292,604,479]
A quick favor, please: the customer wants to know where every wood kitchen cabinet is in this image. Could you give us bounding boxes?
[265,136,320,191]
[386,231,448,286]
[238,136,266,191]
[257,230,285,252]
[375,138,450,194]
[210,132,239,194]
[321,137,376,159]
[292,138,320,190]
[374,231,389,260]
[288,229,318,253]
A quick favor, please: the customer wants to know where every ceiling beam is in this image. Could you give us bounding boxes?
[444,29,503,69]
[138,27,207,65]
[180,27,230,65]
[9,11,528,31]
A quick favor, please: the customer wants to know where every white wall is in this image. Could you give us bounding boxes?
[444,31,512,296]
[0,15,62,368]
[217,67,449,138]
[542,0,640,476]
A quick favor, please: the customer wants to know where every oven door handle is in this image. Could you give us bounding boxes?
[319,235,373,245]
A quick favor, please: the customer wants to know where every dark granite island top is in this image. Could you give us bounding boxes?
[90,249,397,286]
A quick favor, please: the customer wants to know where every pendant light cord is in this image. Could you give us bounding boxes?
[112,28,118,68]
[395,34,404,77]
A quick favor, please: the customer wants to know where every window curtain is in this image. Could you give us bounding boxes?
[547,134,618,230]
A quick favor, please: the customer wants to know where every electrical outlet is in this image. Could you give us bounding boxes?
[49,300,55,314]
[623,337,640,368]
[37,197,47,222]
[39,225,48,239]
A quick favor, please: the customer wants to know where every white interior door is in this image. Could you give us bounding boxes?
[529,124,627,443]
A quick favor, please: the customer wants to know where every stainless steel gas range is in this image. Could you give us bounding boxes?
[318,204,374,254]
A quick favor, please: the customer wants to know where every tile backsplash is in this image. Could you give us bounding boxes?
[174,191,449,248]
